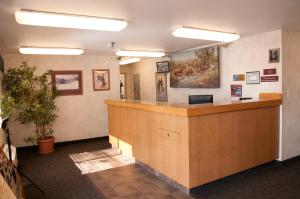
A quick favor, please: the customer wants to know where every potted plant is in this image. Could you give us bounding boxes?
[1,61,57,154]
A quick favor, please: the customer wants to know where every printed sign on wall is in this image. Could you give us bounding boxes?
[233,74,245,81]
[261,76,279,82]
[263,68,276,75]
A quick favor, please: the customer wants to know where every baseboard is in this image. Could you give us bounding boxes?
[55,136,109,146]
[17,136,109,150]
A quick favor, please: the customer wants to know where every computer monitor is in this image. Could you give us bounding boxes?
[188,95,213,104]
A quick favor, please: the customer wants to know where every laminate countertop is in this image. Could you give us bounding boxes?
[105,98,282,117]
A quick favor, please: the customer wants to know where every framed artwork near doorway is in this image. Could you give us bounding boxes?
[93,69,110,91]
[155,73,168,101]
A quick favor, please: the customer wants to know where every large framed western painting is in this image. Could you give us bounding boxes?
[170,45,220,88]
[51,70,83,96]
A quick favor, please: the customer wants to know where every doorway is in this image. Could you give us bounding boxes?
[120,73,126,99]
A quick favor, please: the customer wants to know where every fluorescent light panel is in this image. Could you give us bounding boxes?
[173,27,240,42]
[19,47,84,55]
[15,10,127,31]
[119,58,141,65]
[116,50,165,57]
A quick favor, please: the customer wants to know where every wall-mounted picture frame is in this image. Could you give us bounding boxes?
[269,48,280,63]
[170,45,220,88]
[51,70,83,96]
[155,73,168,101]
[93,69,110,91]
[246,71,260,84]
[231,85,242,97]
[156,61,170,73]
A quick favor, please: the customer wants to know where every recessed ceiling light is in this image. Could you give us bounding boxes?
[119,58,141,65]
[116,50,165,57]
[172,27,240,42]
[15,10,128,31]
[19,47,84,55]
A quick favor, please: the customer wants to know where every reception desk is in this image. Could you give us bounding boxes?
[105,98,281,189]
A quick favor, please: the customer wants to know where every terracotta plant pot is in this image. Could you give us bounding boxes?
[37,136,55,154]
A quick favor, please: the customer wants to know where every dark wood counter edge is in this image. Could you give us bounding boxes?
[105,99,282,117]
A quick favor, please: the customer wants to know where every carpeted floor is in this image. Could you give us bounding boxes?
[17,137,300,199]
[17,138,110,199]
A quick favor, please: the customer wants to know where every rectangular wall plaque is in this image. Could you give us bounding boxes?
[233,74,245,81]
[263,68,276,75]
[261,76,279,82]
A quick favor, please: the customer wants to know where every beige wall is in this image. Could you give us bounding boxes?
[282,30,300,160]
[2,54,120,147]
[128,30,282,103]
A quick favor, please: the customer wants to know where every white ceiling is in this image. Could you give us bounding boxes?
[0,0,300,55]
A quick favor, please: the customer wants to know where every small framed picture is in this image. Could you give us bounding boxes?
[93,69,110,91]
[51,70,83,96]
[269,48,280,63]
[246,71,260,84]
[231,85,242,97]
[156,61,170,73]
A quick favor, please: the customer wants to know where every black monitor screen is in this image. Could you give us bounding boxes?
[188,95,213,104]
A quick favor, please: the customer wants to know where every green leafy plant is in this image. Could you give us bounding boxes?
[1,61,57,143]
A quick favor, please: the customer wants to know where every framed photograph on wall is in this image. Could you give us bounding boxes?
[93,69,110,91]
[155,73,168,101]
[246,71,260,84]
[269,48,280,63]
[51,70,83,96]
[156,61,170,73]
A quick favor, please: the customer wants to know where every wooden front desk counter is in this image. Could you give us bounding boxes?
[105,99,281,189]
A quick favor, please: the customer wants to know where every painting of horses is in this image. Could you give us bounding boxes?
[170,46,220,88]
[93,69,110,91]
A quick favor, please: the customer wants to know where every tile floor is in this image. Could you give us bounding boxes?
[88,164,192,199]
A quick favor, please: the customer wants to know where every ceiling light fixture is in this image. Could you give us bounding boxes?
[116,50,165,58]
[172,27,240,42]
[119,57,141,65]
[15,10,128,31]
[19,47,84,55]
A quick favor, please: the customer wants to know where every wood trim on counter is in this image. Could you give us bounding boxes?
[105,99,282,117]
[105,100,188,116]
[186,99,282,116]
[259,93,282,100]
